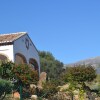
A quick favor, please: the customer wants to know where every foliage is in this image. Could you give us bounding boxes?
[0,62,39,99]
[79,89,85,100]
[63,65,97,99]
[0,61,39,85]
[12,64,39,85]
[0,61,14,79]
[0,79,13,97]
[39,80,59,98]
[39,51,64,79]
[48,92,71,100]
[64,65,97,83]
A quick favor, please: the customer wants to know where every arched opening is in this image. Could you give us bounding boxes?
[0,54,8,62]
[29,58,39,72]
[15,53,27,64]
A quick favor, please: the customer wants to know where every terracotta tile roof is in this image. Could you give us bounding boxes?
[0,32,27,43]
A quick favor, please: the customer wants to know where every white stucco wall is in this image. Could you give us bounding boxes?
[0,45,14,62]
[13,34,40,73]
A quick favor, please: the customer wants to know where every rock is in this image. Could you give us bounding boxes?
[30,84,37,89]
[31,95,37,100]
[37,72,47,90]
[13,92,20,99]
[30,84,37,94]
[58,84,69,91]
[74,94,79,100]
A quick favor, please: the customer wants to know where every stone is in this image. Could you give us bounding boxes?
[30,84,37,89]
[37,72,47,90]
[13,92,20,99]
[31,95,37,100]
[58,84,69,91]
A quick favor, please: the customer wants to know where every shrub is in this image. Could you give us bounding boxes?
[0,79,13,97]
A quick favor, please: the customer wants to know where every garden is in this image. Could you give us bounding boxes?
[0,51,100,100]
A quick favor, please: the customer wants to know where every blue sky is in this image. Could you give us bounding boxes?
[0,0,100,64]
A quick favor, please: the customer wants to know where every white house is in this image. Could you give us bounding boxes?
[0,32,40,74]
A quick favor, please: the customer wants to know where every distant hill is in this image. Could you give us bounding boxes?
[65,56,100,74]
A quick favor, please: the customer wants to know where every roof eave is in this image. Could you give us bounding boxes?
[12,32,27,42]
[0,41,13,46]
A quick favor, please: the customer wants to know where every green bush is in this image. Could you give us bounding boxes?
[0,79,13,97]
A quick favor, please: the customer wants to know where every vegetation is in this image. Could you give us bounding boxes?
[39,51,64,79]
[38,80,59,99]
[39,51,100,99]
[0,79,13,100]
[64,65,97,99]
[12,64,39,85]
[64,65,96,83]
[0,51,100,100]
[0,61,39,85]
[0,61,14,79]
[0,61,39,99]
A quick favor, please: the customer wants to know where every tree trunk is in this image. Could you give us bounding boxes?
[0,92,6,100]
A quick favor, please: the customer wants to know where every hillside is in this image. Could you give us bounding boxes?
[65,56,100,74]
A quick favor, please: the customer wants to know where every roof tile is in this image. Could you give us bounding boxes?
[0,32,27,43]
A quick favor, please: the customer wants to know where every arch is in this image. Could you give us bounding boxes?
[29,58,39,71]
[0,53,8,62]
[15,53,27,64]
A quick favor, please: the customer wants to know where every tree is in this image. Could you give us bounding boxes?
[0,61,14,79]
[64,65,96,83]
[64,64,97,99]
[0,79,13,100]
[0,62,39,99]
[39,51,64,79]
[0,61,39,85]
[12,64,39,85]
